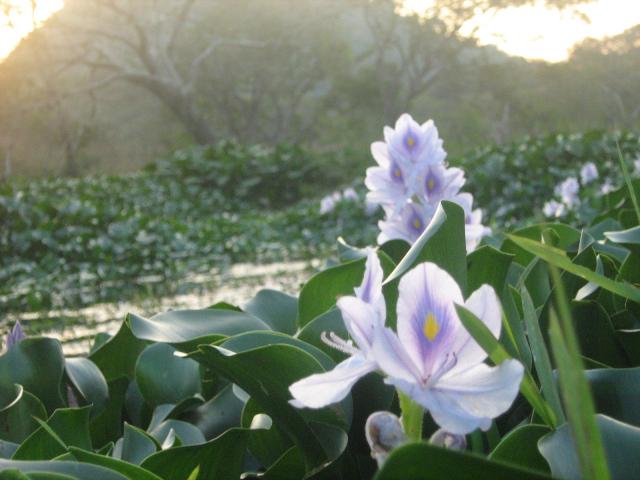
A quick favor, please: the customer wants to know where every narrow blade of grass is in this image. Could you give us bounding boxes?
[548,265,610,480]
[507,235,640,303]
[520,287,565,424]
[616,143,640,225]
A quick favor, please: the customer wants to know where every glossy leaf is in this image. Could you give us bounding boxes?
[135,343,201,406]
[375,442,550,479]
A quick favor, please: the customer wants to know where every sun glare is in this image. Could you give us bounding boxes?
[401,0,640,62]
[0,0,63,60]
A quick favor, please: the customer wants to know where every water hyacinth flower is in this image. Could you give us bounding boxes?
[384,114,446,170]
[557,177,579,207]
[371,263,524,435]
[377,202,435,245]
[601,180,615,194]
[5,321,26,349]
[342,187,359,201]
[366,143,413,213]
[580,162,598,184]
[320,191,341,214]
[366,113,490,252]
[543,199,565,218]
[289,250,385,408]
[417,164,465,205]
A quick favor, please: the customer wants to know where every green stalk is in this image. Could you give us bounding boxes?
[398,390,424,442]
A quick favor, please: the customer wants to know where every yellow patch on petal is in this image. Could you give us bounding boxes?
[413,218,422,229]
[394,168,402,178]
[407,136,415,148]
[427,178,435,191]
[423,312,440,341]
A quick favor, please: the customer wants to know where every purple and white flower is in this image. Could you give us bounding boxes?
[366,113,490,252]
[343,187,359,201]
[320,192,341,214]
[417,164,465,206]
[556,177,579,207]
[377,202,436,245]
[580,163,598,184]
[384,114,446,171]
[543,199,565,218]
[601,180,615,194]
[5,321,26,350]
[371,263,524,435]
[289,250,385,408]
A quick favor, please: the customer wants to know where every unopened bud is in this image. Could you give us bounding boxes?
[429,428,466,450]
[365,411,407,467]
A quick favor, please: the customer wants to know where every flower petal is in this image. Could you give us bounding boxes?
[371,326,421,384]
[337,296,380,351]
[289,355,376,409]
[354,250,386,316]
[396,262,463,377]
[434,360,524,431]
[450,285,502,373]
[371,142,390,168]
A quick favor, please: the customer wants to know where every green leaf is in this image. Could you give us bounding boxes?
[65,358,109,418]
[147,420,205,446]
[128,310,270,352]
[89,322,147,382]
[467,246,514,295]
[0,385,47,443]
[119,424,158,465]
[89,378,129,449]
[0,338,65,413]
[68,447,162,480]
[384,201,467,294]
[455,305,557,428]
[297,257,366,328]
[503,223,581,266]
[489,424,552,474]
[140,428,250,480]
[242,401,293,468]
[244,289,298,335]
[539,414,640,480]
[220,331,336,372]
[13,407,93,460]
[190,344,333,470]
[375,441,550,479]
[0,460,128,480]
[135,343,201,407]
[604,226,640,245]
[585,368,640,427]
[507,235,640,302]
[181,385,243,440]
[570,301,628,367]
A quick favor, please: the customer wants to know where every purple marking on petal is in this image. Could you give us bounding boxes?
[6,321,26,349]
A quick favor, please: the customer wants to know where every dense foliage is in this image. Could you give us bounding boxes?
[0,143,375,313]
[462,130,640,228]
[2,131,639,315]
[1,174,639,478]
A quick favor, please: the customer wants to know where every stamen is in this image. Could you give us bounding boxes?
[321,331,359,356]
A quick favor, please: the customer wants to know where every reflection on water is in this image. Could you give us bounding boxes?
[4,260,316,355]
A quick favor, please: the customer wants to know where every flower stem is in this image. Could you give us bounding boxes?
[398,391,423,442]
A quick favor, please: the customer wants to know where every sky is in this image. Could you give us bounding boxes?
[401,0,640,62]
[0,0,639,62]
